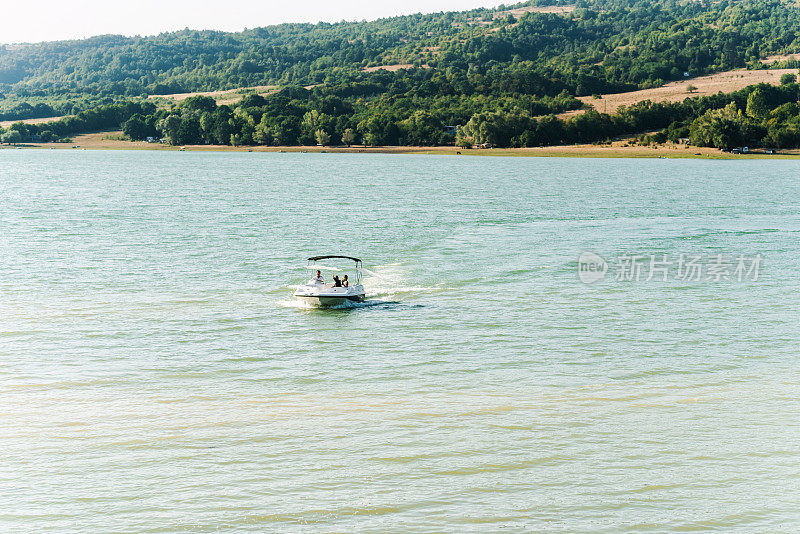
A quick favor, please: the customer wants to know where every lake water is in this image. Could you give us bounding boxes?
[1,150,799,532]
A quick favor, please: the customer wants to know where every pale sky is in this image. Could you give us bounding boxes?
[1,1,508,44]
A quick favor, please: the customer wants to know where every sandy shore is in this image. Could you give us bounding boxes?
[6,131,800,159]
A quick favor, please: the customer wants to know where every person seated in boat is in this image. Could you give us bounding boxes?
[313,270,324,283]
[342,275,349,288]
[332,275,342,287]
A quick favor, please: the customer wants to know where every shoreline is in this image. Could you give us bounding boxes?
[5,131,800,159]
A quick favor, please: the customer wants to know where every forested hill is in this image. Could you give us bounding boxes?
[3,0,800,150]
[4,0,800,101]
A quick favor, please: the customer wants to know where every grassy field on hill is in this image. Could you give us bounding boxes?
[566,68,800,117]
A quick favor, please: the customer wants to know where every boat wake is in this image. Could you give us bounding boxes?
[366,286,441,298]
[276,297,400,311]
[363,263,446,297]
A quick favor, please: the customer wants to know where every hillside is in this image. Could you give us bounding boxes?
[3,0,800,151]
[3,0,800,104]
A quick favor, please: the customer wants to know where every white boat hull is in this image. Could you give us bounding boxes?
[295,294,365,307]
[293,283,366,308]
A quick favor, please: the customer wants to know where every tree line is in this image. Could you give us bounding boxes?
[4,80,800,151]
[457,80,800,149]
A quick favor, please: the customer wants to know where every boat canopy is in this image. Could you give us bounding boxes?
[307,255,362,263]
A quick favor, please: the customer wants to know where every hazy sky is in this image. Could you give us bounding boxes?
[1,1,508,44]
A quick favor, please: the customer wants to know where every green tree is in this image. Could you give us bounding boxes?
[122,115,153,141]
[460,111,530,148]
[181,96,217,113]
[342,128,357,147]
[315,129,331,146]
[358,114,399,146]
[210,110,233,145]
[254,116,274,145]
[780,73,797,85]
[746,88,769,119]
[177,116,203,145]
[157,114,182,145]
[200,112,215,140]
[456,127,473,149]
[690,103,747,150]
[400,111,443,146]
[1,130,22,145]
[301,110,320,144]
[765,125,800,148]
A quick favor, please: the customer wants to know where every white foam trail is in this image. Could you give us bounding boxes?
[275,299,316,309]
[360,263,447,299]
[365,286,442,298]
[276,298,390,310]
[361,268,388,280]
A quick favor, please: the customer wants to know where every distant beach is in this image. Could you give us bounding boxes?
[7,131,800,159]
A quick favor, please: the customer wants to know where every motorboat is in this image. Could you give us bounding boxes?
[293,256,366,307]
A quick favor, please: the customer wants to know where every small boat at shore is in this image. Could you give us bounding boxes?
[293,256,366,307]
